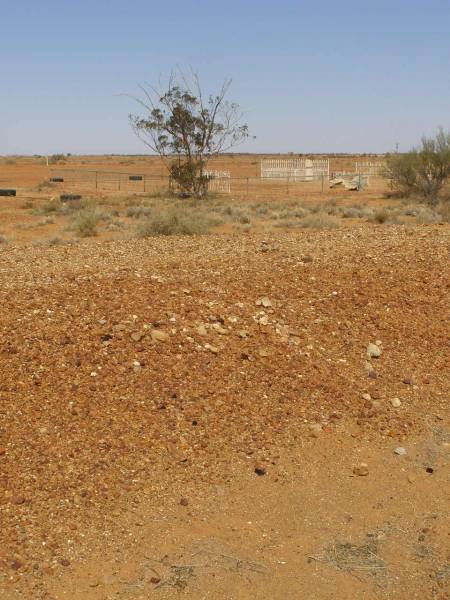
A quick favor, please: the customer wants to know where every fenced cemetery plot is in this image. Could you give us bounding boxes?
[49,161,385,200]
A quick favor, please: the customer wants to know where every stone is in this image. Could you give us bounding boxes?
[394,447,407,456]
[131,332,144,342]
[301,255,314,263]
[150,577,161,584]
[362,393,372,401]
[59,558,70,567]
[353,463,369,476]
[205,344,219,354]
[367,343,382,359]
[254,466,266,476]
[179,497,189,506]
[309,423,322,437]
[255,298,271,309]
[151,330,169,343]
[196,325,208,337]
[390,398,402,408]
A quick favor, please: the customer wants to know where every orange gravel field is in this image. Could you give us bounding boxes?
[0,156,449,600]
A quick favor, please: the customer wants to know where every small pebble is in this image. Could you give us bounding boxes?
[179,497,189,507]
[394,447,407,456]
[390,398,402,408]
[254,466,266,476]
[353,463,369,476]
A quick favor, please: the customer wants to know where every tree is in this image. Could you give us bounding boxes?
[129,71,249,198]
[384,129,450,205]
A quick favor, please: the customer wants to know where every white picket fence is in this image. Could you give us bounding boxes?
[355,161,384,176]
[205,170,231,193]
[261,158,329,181]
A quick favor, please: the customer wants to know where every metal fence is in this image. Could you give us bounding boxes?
[49,168,386,200]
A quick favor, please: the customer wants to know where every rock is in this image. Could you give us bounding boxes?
[196,325,208,337]
[12,496,25,505]
[309,423,322,437]
[179,497,189,506]
[301,255,314,263]
[390,398,402,408]
[394,447,407,456]
[362,393,372,401]
[205,344,219,354]
[151,330,169,343]
[150,576,161,584]
[254,466,266,476]
[0,448,5,456]
[59,558,71,567]
[256,297,272,308]
[367,343,382,359]
[353,463,369,476]
[238,330,249,338]
[131,332,144,342]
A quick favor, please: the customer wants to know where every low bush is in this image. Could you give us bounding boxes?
[137,208,212,237]
[297,213,340,229]
[72,209,100,237]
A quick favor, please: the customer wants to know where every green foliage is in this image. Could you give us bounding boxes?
[384,129,450,205]
[129,71,249,198]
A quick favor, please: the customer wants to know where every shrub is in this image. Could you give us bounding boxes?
[415,207,439,224]
[297,213,340,229]
[383,129,450,205]
[49,153,66,164]
[72,209,100,237]
[370,208,390,224]
[437,202,450,222]
[137,208,212,237]
[126,205,153,218]
[38,199,61,215]
[20,200,34,210]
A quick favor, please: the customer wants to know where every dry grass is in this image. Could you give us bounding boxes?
[297,213,341,229]
[137,207,213,237]
[71,209,100,237]
[310,538,386,579]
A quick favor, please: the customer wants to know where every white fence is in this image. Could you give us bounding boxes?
[261,158,329,181]
[205,170,231,194]
[355,161,385,176]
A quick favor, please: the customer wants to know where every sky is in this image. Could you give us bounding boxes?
[1,0,449,155]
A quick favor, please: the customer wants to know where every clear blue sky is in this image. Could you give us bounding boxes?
[1,0,449,155]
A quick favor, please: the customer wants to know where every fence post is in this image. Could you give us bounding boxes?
[286,176,290,196]
[118,175,121,191]
[144,175,146,193]
[321,174,324,193]
[246,177,249,198]
[95,171,98,190]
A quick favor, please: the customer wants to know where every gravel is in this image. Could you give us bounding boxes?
[0,225,448,581]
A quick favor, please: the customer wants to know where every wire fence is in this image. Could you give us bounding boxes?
[49,168,387,200]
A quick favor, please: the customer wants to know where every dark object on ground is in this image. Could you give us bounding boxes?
[254,466,266,476]
[0,189,16,197]
[50,178,64,183]
[60,194,82,202]
[129,175,143,181]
